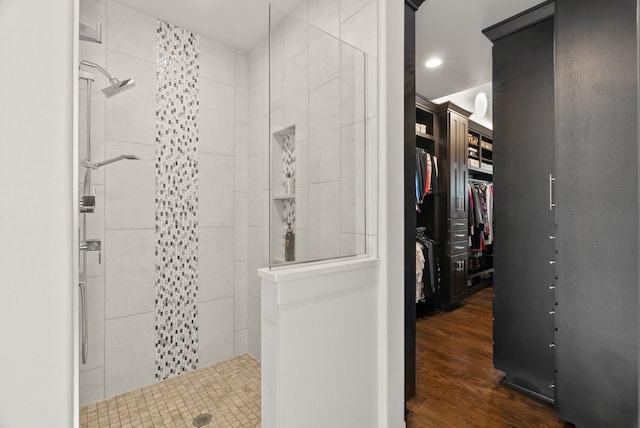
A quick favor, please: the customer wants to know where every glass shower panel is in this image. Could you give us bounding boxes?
[269,5,367,266]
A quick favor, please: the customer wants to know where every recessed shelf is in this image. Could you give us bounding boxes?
[272,194,296,200]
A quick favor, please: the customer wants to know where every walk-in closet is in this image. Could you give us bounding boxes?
[405,0,638,426]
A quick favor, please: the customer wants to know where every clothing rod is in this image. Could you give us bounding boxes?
[469,178,493,184]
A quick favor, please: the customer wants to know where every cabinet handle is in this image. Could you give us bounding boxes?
[454,246,465,250]
[454,223,464,227]
[549,260,556,265]
[549,310,555,315]
[549,174,556,210]
[454,234,465,238]
[549,285,556,290]
[549,235,556,240]
[549,343,555,348]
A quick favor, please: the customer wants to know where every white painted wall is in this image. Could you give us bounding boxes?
[0,0,77,426]
[378,0,406,426]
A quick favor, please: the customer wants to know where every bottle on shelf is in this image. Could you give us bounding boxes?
[284,223,295,262]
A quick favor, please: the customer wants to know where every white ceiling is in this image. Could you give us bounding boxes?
[112,0,302,52]
[415,0,544,102]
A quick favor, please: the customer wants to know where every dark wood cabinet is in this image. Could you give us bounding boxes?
[433,102,472,308]
[486,11,556,402]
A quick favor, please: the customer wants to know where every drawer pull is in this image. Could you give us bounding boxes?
[454,246,465,250]
[454,223,464,227]
[549,260,556,265]
[549,285,555,290]
[454,234,465,238]
[549,343,555,348]
[549,310,555,315]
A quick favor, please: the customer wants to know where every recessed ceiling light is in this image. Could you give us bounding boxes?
[425,58,442,68]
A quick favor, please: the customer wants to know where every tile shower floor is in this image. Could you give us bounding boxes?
[79,354,260,428]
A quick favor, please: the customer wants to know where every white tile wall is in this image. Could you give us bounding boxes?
[198,298,235,367]
[105,311,156,397]
[105,51,157,145]
[105,229,155,319]
[308,0,340,37]
[199,79,235,156]
[294,138,309,230]
[234,124,249,192]
[341,232,366,256]
[106,0,157,63]
[308,182,342,260]
[198,227,234,303]
[309,79,341,183]
[199,36,236,86]
[234,261,248,331]
[234,192,248,260]
[247,155,264,227]
[247,294,261,360]
[339,0,378,58]
[235,52,249,125]
[80,276,105,372]
[234,329,248,356]
[247,226,263,299]
[104,140,155,230]
[341,43,367,127]
[270,25,284,113]
[340,0,370,22]
[78,88,106,185]
[284,13,309,62]
[309,27,340,91]
[341,121,366,235]
[79,367,104,407]
[199,153,234,227]
[283,50,309,141]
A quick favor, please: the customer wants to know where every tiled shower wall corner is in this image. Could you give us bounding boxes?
[246,0,379,359]
[78,0,249,406]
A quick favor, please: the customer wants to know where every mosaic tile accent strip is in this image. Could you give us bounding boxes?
[155,20,200,381]
[281,131,296,228]
[79,354,261,428]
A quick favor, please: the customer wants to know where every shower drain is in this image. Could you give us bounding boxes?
[193,413,213,427]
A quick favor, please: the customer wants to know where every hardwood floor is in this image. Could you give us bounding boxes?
[407,287,566,428]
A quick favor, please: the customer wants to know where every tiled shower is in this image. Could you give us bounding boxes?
[78,0,378,411]
[79,0,249,405]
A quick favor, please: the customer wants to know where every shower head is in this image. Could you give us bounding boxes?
[79,60,135,97]
[81,154,140,170]
[102,78,135,98]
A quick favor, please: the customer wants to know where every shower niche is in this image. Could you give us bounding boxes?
[270,125,297,264]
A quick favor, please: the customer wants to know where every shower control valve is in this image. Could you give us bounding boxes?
[81,239,102,264]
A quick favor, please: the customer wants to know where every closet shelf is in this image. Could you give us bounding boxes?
[416,130,435,140]
[469,165,493,175]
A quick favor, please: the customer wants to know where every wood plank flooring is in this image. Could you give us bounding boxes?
[407,287,566,427]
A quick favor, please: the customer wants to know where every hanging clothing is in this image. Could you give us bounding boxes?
[468,182,494,251]
[416,230,441,303]
[416,242,425,303]
[415,148,439,207]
